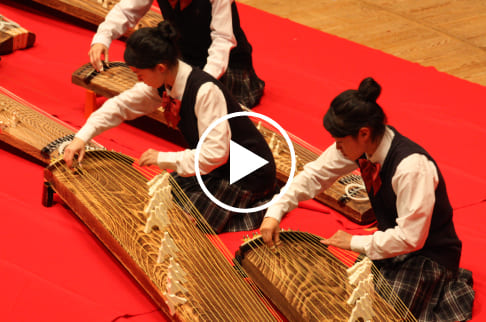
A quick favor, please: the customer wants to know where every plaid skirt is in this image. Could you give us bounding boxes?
[373,254,475,322]
[220,66,265,109]
[171,173,277,233]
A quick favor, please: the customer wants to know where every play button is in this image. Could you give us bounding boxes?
[229,140,269,185]
[195,111,296,213]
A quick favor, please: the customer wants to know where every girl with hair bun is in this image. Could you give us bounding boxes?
[64,21,277,233]
[89,0,265,108]
[260,77,475,321]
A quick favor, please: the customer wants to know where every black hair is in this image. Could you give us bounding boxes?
[124,21,180,69]
[323,77,387,141]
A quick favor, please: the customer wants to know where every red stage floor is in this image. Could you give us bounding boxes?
[1,1,485,321]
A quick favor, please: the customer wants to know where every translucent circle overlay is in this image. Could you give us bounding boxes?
[194,111,296,213]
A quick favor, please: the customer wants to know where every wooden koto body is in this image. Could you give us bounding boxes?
[72,61,375,224]
[1,87,279,320]
[236,231,413,321]
[43,151,280,321]
[30,0,162,38]
[0,87,99,165]
[72,62,169,123]
[0,15,36,55]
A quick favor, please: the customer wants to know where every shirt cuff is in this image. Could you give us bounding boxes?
[75,126,97,144]
[91,33,112,49]
[350,235,372,255]
[264,204,285,223]
[156,151,178,171]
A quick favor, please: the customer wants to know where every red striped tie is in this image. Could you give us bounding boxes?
[359,158,382,196]
[168,0,192,10]
[161,91,181,129]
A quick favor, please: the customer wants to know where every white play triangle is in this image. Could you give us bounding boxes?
[229,140,269,185]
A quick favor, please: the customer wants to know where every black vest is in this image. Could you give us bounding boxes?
[175,67,275,192]
[365,127,461,271]
[157,0,253,70]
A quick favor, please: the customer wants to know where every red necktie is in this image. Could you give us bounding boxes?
[161,91,181,129]
[168,0,192,10]
[359,158,382,196]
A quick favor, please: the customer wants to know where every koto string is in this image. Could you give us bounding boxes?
[263,236,337,320]
[0,87,83,136]
[242,233,338,319]
[241,230,416,321]
[50,150,280,320]
[156,177,257,321]
[275,232,414,320]
[158,170,281,320]
[247,233,366,320]
[52,152,156,250]
[54,155,247,320]
[77,0,161,24]
[280,232,379,320]
[258,121,367,204]
[50,154,196,319]
[259,120,370,204]
[328,244,416,321]
[75,62,138,96]
[279,234,350,318]
[240,122,369,318]
[242,232,348,320]
[3,85,278,317]
[67,153,245,320]
[89,65,136,93]
[84,0,116,16]
[298,234,414,320]
[256,121,321,164]
[135,156,282,320]
[0,92,80,150]
[253,123,414,318]
[134,160,281,320]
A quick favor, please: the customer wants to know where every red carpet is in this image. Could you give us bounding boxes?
[1,1,485,321]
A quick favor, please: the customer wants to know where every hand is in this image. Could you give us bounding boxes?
[139,149,159,167]
[63,137,86,168]
[260,217,281,249]
[89,43,109,72]
[321,230,353,250]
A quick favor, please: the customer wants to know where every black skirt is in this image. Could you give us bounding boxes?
[171,173,277,233]
[220,66,265,109]
[374,254,475,321]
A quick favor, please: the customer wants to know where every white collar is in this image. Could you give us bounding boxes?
[166,60,192,101]
[367,126,394,165]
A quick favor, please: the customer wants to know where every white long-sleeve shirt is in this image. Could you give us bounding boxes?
[76,60,231,176]
[92,0,236,79]
[265,127,439,260]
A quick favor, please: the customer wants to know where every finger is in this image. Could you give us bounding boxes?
[92,59,101,72]
[89,51,100,72]
[92,53,103,72]
[260,230,274,248]
[64,151,73,168]
[78,149,86,164]
[273,231,281,247]
[320,238,330,246]
[139,154,149,167]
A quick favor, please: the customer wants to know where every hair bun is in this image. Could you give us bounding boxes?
[156,21,178,43]
[358,77,381,102]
